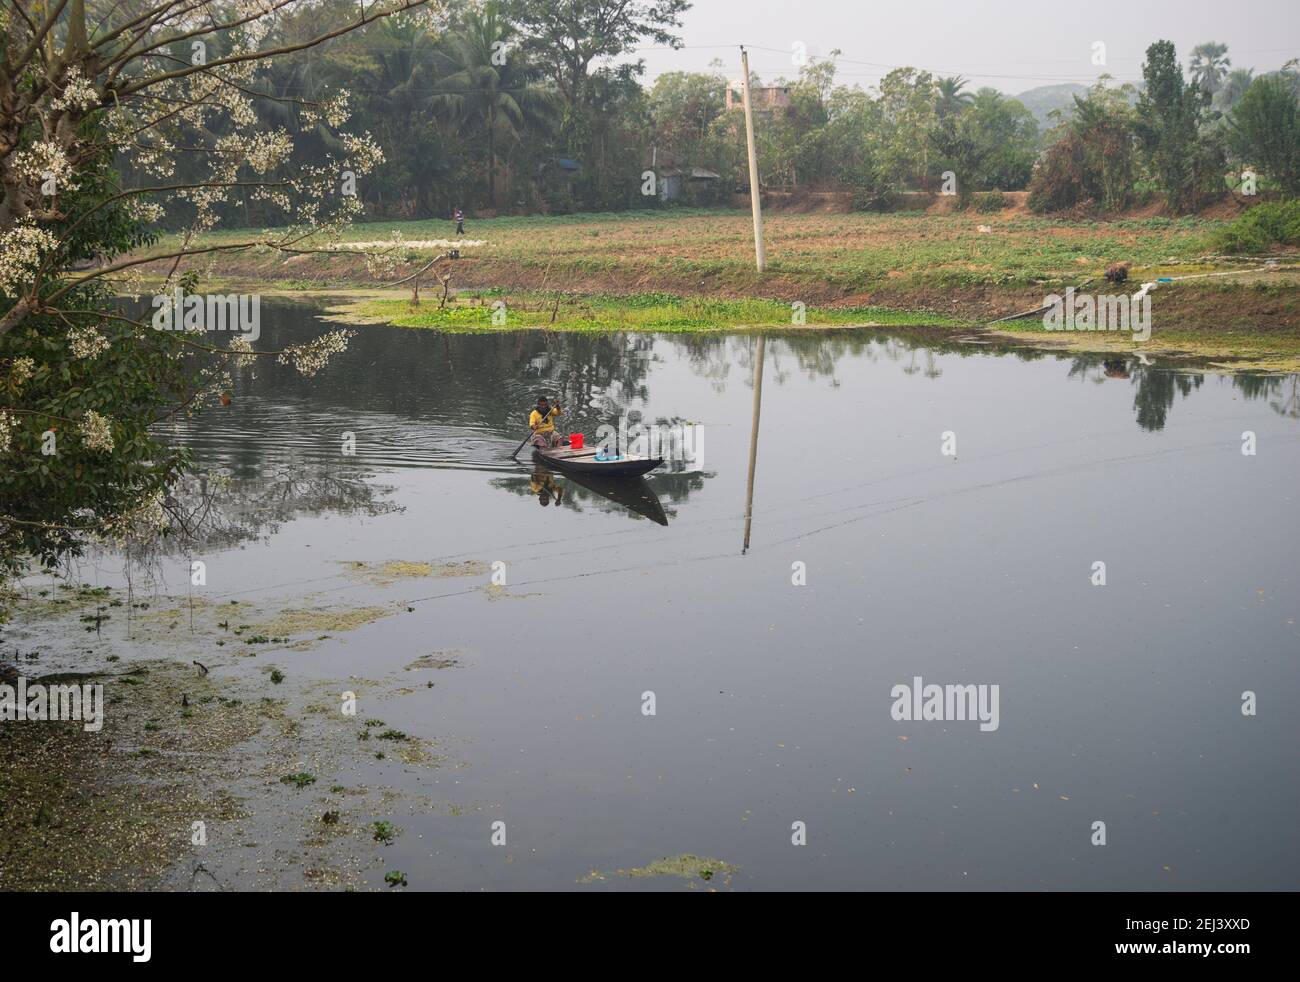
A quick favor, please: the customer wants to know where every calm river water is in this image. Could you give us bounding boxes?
[54,301,1300,889]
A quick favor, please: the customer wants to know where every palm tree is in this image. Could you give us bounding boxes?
[362,15,440,117]
[1189,42,1231,99]
[432,2,557,207]
[1216,67,1255,110]
[935,76,974,118]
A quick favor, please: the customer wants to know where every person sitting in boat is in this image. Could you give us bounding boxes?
[528,395,565,450]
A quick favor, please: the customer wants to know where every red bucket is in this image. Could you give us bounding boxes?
[569,432,584,450]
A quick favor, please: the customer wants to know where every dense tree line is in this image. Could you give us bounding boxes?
[1030,44,1300,214]
[155,7,1300,223]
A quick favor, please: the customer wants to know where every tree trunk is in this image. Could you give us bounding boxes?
[488,105,497,208]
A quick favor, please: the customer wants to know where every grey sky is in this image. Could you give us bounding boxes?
[622,0,1300,95]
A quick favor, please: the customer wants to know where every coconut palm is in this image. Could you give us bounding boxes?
[936,75,974,118]
[1189,42,1231,99]
[432,2,558,207]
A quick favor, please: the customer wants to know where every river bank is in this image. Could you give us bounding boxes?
[134,209,1300,371]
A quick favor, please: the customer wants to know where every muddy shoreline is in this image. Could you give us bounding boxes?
[0,577,451,892]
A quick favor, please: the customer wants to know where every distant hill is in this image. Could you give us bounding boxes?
[1011,83,1089,130]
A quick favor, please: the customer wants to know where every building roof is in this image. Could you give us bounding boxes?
[657,166,720,180]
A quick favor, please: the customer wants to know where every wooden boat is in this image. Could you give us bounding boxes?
[531,444,663,477]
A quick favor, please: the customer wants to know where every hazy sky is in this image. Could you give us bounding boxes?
[621,0,1300,94]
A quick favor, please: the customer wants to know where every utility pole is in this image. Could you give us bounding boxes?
[739,46,766,272]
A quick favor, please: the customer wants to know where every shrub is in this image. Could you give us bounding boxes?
[974,191,1006,213]
[1213,201,1300,253]
[1028,132,1091,213]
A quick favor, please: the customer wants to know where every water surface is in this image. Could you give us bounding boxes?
[48,301,1300,889]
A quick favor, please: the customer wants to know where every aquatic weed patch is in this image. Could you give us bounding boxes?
[580,853,739,886]
[338,293,963,334]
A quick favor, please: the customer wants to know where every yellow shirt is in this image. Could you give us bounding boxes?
[529,407,559,434]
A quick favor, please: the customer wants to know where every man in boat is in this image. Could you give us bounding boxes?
[528,395,565,450]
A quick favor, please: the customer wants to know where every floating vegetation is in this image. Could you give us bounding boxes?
[251,607,391,640]
[580,854,739,885]
[481,583,541,602]
[280,772,316,789]
[343,559,488,587]
[404,653,461,671]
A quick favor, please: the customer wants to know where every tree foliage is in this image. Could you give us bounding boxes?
[1,0,435,600]
[1136,40,1225,214]
[1227,74,1300,198]
[1028,80,1138,213]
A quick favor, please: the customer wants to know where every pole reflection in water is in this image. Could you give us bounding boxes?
[742,334,766,554]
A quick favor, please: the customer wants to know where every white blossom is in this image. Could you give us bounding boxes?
[9,357,35,388]
[93,489,171,548]
[341,133,385,175]
[324,92,352,128]
[278,330,353,378]
[124,198,166,223]
[50,66,100,112]
[362,230,407,279]
[0,222,60,295]
[218,129,294,174]
[226,335,259,371]
[78,410,115,453]
[14,141,78,192]
[68,325,111,360]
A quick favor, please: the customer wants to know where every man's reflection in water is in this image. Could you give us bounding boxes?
[530,467,562,507]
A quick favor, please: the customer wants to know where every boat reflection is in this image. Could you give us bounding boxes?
[499,464,670,525]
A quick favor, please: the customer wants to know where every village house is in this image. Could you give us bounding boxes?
[725,82,792,112]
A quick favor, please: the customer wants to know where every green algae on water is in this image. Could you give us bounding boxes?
[580,853,738,884]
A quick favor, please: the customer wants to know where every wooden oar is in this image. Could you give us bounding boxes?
[509,430,534,460]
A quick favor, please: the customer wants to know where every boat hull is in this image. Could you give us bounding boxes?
[532,447,663,477]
